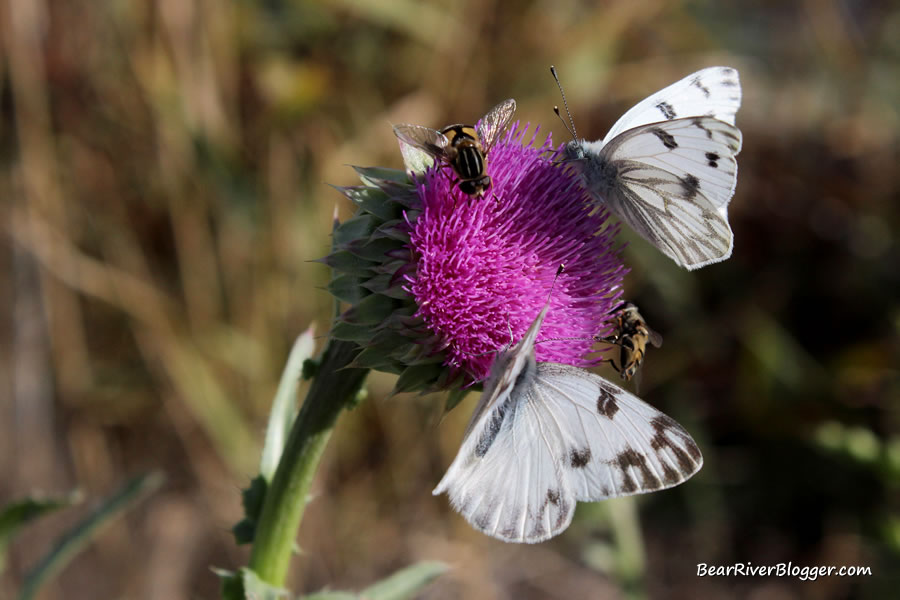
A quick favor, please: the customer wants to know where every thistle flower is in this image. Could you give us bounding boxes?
[326,120,627,398]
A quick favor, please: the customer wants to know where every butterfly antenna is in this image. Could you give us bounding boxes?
[550,66,578,140]
[546,264,565,306]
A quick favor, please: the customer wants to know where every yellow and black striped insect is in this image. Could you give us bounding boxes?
[393,99,516,198]
[599,301,663,381]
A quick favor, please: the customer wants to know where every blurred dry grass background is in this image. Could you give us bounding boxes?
[1,0,898,598]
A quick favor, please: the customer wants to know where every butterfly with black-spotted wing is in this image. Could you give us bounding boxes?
[551,66,743,270]
[433,283,702,543]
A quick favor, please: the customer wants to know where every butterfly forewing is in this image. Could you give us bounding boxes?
[601,66,742,145]
[533,364,702,501]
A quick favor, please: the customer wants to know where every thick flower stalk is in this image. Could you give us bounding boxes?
[327,123,628,395]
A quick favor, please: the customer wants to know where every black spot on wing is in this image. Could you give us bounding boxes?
[649,415,702,477]
[655,101,676,120]
[528,518,546,541]
[570,447,592,468]
[691,76,711,98]
[650,127,678,150]
[530,488,563,540]
[500,522,519,540]
[692,118,713,139]
[705,152,720,168]
[555,499,571,529]
[660,461,680,486]
[679,174,701,200]
[615,447,663,492]
[474,511,491,531]
[475,396,517,457]
[597,385,619,418]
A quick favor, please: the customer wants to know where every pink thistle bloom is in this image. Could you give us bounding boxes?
[402,124,627,381]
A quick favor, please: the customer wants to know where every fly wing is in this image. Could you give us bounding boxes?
[476,98,517,154]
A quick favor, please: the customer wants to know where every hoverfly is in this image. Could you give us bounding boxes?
[393,98,516,198]
[599,301,663,382]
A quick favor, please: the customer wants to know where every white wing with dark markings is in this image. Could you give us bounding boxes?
[601,66,741,144]
[562,67,743,270]
[433,301,702,543]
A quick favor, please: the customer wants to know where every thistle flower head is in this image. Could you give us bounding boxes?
[326,116,627,396]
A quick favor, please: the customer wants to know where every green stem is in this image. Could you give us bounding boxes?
[609,498,647,600]
[248,338,368,586]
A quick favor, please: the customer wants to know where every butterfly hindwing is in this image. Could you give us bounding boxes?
[434,378,576,543]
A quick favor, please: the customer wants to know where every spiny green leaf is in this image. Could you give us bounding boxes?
[373,219,412,243]
[361,273,410,300]
[340,293,400,326]
[231,476,268,545]
[329,321,377,344]
[345,237,404,263]
[352,166,410,185]
[357,195,405,222]
[321,251,377,278]
[444,387,471,412]
[328,274,368,304]
[393,363,445,394]
[332,214,380,246]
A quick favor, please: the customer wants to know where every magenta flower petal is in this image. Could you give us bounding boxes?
[403,124,627,380]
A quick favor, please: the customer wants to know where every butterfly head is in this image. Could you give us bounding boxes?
[562,139,585,160]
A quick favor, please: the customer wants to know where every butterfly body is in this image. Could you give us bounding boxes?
[393,99,516,198]
[434,300,702,543]
[556,66,743,270]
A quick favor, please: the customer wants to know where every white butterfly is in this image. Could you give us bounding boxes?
[556,66,743,270]
[433,298,703,543]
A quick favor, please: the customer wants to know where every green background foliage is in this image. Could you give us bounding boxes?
[2,0,897,598]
